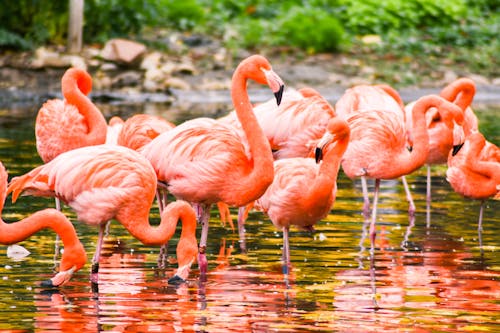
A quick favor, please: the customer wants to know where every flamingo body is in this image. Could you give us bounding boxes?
[0,162,86,286]
[35,68,107,163]
[7,145,199,282]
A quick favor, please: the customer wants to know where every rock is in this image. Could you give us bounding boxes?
[31,47,87,70]
[140,52,163,71]
[111,71,143,88]
[467,74,490,86]
[491,77,500,86]
[165,77,191,90]
[101,39,147,65]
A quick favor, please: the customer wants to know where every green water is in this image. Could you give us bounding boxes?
[0,102,498,332]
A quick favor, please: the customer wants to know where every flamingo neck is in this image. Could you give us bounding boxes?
[0,209,80,247]
[118,201,197,247]
[230,70,274,203]
[305,136,349,208]
[62,71,107,145]
[440,79,475,112]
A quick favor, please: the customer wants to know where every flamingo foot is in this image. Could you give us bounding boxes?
[168,275,186,285]
[198,246,208,276]
[40,266,76,287]
[90,262,100,284]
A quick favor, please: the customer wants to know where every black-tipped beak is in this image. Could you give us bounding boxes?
[452,143,464,156]
[315,147,323,163]
[40,279,56,288]
[274,84,284,106]
[168,274,186,285]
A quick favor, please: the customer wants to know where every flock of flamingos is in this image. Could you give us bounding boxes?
[0,54,498,288]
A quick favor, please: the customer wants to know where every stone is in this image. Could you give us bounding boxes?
[101,39,147,65]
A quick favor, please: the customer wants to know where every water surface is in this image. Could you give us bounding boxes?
[0,98,498,332]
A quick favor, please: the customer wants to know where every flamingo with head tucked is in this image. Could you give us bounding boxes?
[7,145,198,285]
[139,55,284,275]
[446,131,500,233]
[0,162,86,286]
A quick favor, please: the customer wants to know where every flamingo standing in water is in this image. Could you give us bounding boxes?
[334,84,420,217]
[219,87,336,249]
[0,162,86,286]
[253,117,350,275]
[7,145,199,284]
[405,78,475,225]
[35,68,107,253]
[337,94,464,252]
[140,55,285,275]
[446,131,500,233]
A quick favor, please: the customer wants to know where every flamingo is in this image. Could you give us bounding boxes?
[405,78,475,224]
[139,54,285,275]
[35,67,107,254]
[338,94,464,252]
[0,162,86,286]
[334,84,420,217]
[7,145,199,284]
[35,67,107,163]
[446,131,500,233]
[218,87,336,249]
[252,117,350,275]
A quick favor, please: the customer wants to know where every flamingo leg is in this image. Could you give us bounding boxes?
[156,189,169,269]
[361,176,371,218]
[401,176,415,217]
[282,226,291,276]
[90,223,106,284]
[478,200,485,233]
[198,203,212,277]
[237,206,247,253]
[370,179,381,254]
[52,197,62,267]
[426,164,432,228]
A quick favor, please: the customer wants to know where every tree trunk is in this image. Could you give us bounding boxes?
[67,0,84,53]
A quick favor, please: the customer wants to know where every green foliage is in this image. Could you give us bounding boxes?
[0,0,68,50]
[161,0,206,31]
[83,0,167,43]
[337,0,467,35]
[275,6,345,53]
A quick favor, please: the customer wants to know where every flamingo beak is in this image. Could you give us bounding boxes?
[274,84,284,106]
[315,132,334,163]
[452,143,464,156]
[263,69,285,106]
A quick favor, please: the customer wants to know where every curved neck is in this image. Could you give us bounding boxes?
[118,201,197,246]
[440,79,475,111]
[0,209,81,248]
[305,137,349,206]
[62,70,107,144]
[230,69,274,202]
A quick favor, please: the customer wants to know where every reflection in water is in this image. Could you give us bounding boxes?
[0,102,498,332]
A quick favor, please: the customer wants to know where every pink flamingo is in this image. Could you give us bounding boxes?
[0,162,86,286]
[446,131,500,233]
[405,78,475,225]
[219,87,336,248]
[7,145,198,284]
[338,94,464,252]
[253,117,350,274]
[35,68,107,252]
[139,55,285,275]
[335,84,417,217]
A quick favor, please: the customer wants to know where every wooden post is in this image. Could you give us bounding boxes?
[67,0,84,53]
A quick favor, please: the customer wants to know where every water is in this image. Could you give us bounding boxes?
[0,97,498,332]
